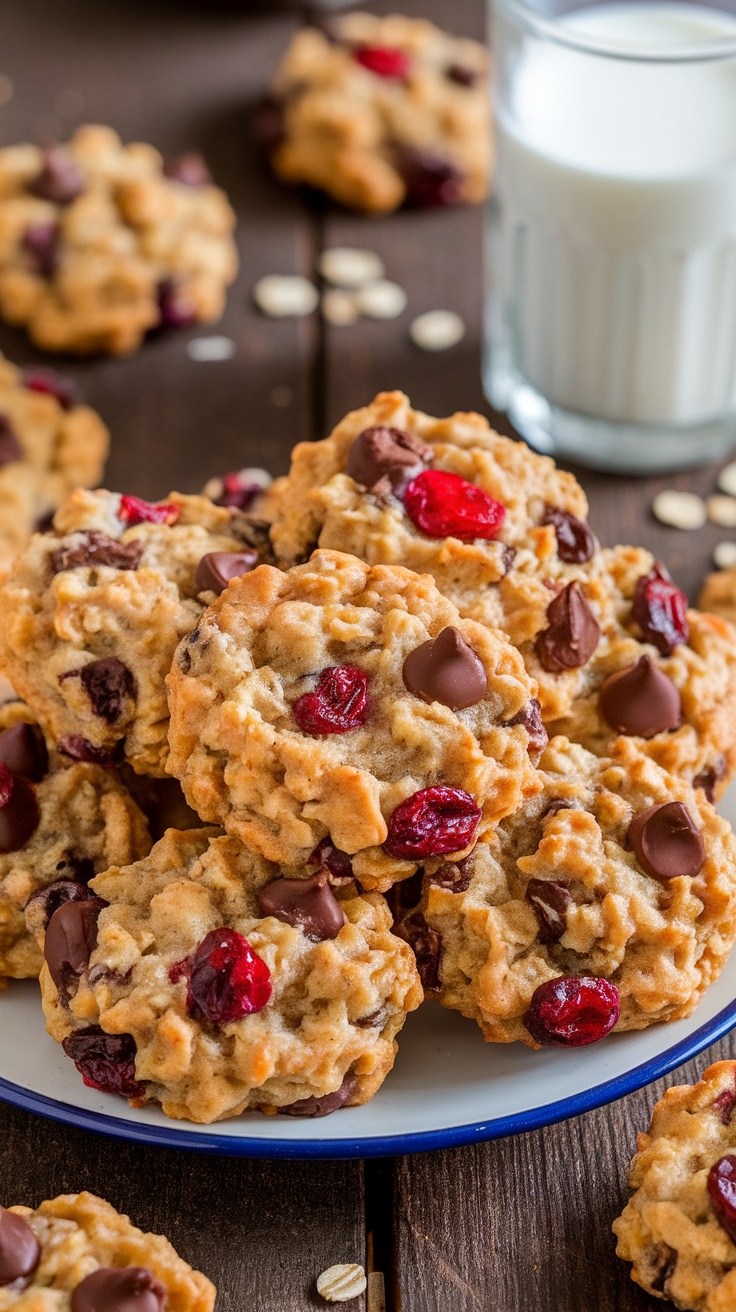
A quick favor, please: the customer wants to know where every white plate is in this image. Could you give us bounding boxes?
[1,784,735,1158]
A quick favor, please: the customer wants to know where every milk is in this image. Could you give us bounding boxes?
[490,2,736,430]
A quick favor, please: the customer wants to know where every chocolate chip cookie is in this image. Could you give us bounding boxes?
[261,12,491,213]
[166,548,542,890]
[0,1191,214,1310]
[614,1060,736,1310]
[37,827,422,1123]
[0,124,237,355]
[390,735,736,1048]
[0,488,266,776]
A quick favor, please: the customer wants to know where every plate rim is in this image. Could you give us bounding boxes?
[1,993,735,1158]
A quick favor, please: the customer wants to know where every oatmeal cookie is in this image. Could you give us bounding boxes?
[37,827,422,1123]
[613,1061,736,1310]
[0,124,237,355]
[262,13,491,213]
[166,548,542,890]
[0,488,268,776]
[390,735,736,1047]
[0,1191,214,1310]
[699,567,736,628]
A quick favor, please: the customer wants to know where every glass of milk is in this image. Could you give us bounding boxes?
[485,0,736,472]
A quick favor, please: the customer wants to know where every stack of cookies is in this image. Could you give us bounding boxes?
[0,388,735,1126]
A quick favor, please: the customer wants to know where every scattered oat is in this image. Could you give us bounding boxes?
[410,309,466,352]
[317,1264,367,1302]
[651,490,707,530]
[202,467,272,501]
[718,461,736,497]
[322,289,360,327]
[318,247,385,287]
[714,541,736,570]
[186,335,236,362]
[356,280,407,320]
[253,275,319,318]
[707,494,736,528]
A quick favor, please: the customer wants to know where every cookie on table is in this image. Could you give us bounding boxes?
[0,1191,214,1310]
[0,488,268,776]
[613,1061,736,1310]
[699,566,736,628]
[0,124,237,355]
[166,548,542,891]
[0,357,108,571]
[36,827,422,1123]
[262,12,490,213]
[389,735,736,1048]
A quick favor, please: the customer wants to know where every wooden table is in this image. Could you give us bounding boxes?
[0,2,733,1308]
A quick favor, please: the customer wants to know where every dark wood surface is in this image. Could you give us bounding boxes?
[0,2,734,1309]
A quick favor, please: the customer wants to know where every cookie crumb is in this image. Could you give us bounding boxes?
[651,490,706,530]
[317,1264,367,1302]
[186,336,236,362]
[410,309,465,351]
[707,495,736,527]
[356,280,407,320]
[714,541,736,569]
[322,289,360,327]
[253,275,318,318]
[318,248,385,287]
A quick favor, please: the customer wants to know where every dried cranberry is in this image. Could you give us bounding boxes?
[713,1089,736,1126]
[162,152,212,187]
[541,505,596,564]
[524,975,620,1047]
[397,147,464,208]
[709,1155,736,1241]
[525,880,571,944]
[212,471,263,511]
[403,469,505,541]
[157,279,197,329]
[22,221,59,277]
[22,367,76,410]
[57,735,121,767]
[354,45,410,78]
[632,562,689,656]
[384,786,481,860]
[175,928,271,1025]
[118,495,179,527]
[61,1026,144,1098]
[292,665,369,735]
[307,838,354,882]
[51,531,144,574]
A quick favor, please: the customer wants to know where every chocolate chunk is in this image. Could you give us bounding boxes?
[429,859,473,894]
[526,879,571,943]
[535,582,600,674]
[693,759,725,804]
[162,153,212,187]
[58,735,121,767]
[195,550,259,595]
[28,146,85,205]
[649,1244,678,1296]
[44,896,106,990]
[509,698,548,764]
[386,869,425,923]
[258,872,346,941]
[0,1205,40,1288]
[56,854,96,884]
[307,837,354,883]
[51,531,144,574]
[0,769,39,852]
[22,221,59,277]
[0,416,22,467]
[396,147,464,208]
[70,1266,166,1312]
[541,505,596,564]
[599,656,681,738]
[346,425,432,495]
[281,1076,357,1118]
[395,911,441,990]
[403,626,488,709]
[0,723,48,781]
[24,879,90,936]
[446,63,480,86]
[627,801,705,880]
[60,659,135,725]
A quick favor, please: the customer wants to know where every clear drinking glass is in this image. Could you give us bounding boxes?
[485,0,736,472]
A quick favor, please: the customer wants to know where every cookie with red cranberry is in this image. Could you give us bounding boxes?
[263,13,490,213]
[392,734,736,1047]
[0,488,266,776]
[38,827,422,1123]
[166,548,542,890]
[0,124,237,355]
[0,1190,214,1309]
[614,1061,736,1309]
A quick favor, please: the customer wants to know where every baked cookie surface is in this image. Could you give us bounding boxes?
[37,827,422,1124]
[264,13,491,213]
[0,124,237,355]
[699,566,736,628]
[0,1191,214,1310]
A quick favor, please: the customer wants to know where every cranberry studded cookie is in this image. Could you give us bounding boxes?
[389,735,736,1048]
[0,124,237,355]
[0,488,265,776]
[0,1191,214,1310]
[166,548,542,890]
[261,13,490,213]
[614,1061,736,1310]
[36,827,422,1123]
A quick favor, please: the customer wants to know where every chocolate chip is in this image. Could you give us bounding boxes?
[0,1206,40,1288]
[429,860,473,893]
[525,879,571,943]
[535,582,600,674]
[501,543,517,575]
[51,531,144,574]
[22,221,59,277]
[541,505,596,563]
[0,416,22,467]
[346,425,432,495]
[162,153,212,187]
[195,550,259,595]
[396,146,464,208]
[281,1076,357,1118]
[403,626,488,709]
[28,146,85,205]
[60,659,135,725]
[258,872,346,941]
[70,1266,166,1312]
[0,723,47,781]
[599,655,681,738]
[395,911,441,990]
[509,698,548,764]
[446,63,480,86]
[307,838,354,883]
[0,769,39,852]
[627,801,705,880]
[25,879,90,936]
[386,869,425,923]
[649,1244,678,1296]
[44,896,106,991]
[694,759,725,804]
[57,735,121,767]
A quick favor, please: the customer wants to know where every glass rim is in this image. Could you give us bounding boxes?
[493,0,736,61]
